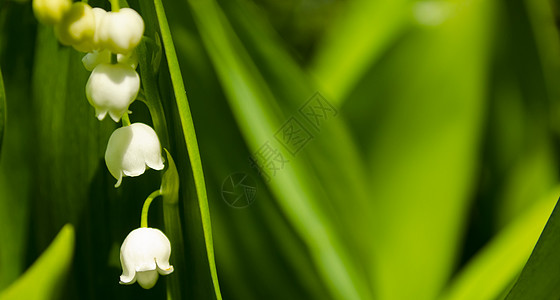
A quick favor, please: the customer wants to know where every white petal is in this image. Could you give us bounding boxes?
[122,164,147,177]
[119,249,136,285]
[156,260,174,276]
[105,127,131,182]
[108,109,127,123]
[91,7,107,49]
[131,123,165,170]
[82,49,137,72]
[105,123,164,185]
[114,173,123,188]
[98,8,144,54]
[119,228,173,289]
[95,109,107,121]
[136,270,159,289]
[82,50,110,71]
[85,63,139,122]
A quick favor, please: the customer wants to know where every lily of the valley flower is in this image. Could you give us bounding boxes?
[32,0,72,25]
[120,227,174,289]
[98,8,144,54]
[105,123,165,187]
[72,7,108,53]
[85,63,140,122]
[54,2,95,46]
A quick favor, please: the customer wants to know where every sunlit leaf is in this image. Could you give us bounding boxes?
[440,188,559,300]
[0,224,75,300]
[505,197,560,299]
[310,0,410,105]
[186,0,373,299]
[344,0,497,299]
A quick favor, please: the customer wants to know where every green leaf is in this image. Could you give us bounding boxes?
[186,1,373,299]
[505,196,560,299]
[346,0,497,298]
[152,1,222,299]
[309,0,411,105]
[0,67,5,156]
[0,224,75,300]
[440,188,559,300]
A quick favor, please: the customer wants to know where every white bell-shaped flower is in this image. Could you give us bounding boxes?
[85,63,139,122]
[105,123,165,187]
[120,227,174,289]
[54,2,95,46]
[98,8,144,54]
[72,7,108,53]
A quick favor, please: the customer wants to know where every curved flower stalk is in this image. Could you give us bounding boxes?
[85,63,140,122]
[120,227,174,289]
[105,123,165,187]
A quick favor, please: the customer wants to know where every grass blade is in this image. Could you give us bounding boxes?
[152,1,222,298]
[0,67,4,156]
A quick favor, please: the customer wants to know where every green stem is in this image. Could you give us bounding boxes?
[136,40,170,147]
[111,53,118,64]
[121,112,131,126]
[140,190,162,228]
[110,0,120,11]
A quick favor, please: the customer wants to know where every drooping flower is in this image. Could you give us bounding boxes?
[98,8,144,54]
[72,7,108,53]
[119,227,174,289]
[85,63,140,122]
[105,123,165,187]
[54,2,95,46]
[32,0,72,25]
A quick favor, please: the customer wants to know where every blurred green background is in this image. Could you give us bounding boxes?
[1,0,560,299]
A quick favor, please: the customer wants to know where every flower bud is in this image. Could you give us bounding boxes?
[54,2,95,46]
[72,7,108,53]
[85,63,140,122]
[98,8,144,54]
[105,123,165,187]
[82,49,138,71]
[32,0,72,25]
[120,227,174,289]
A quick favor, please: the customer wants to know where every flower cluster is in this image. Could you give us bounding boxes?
[33,0,174,289]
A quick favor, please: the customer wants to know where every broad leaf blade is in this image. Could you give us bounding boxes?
[0,224,75,300]
[505,197,560,299]
[346,1,497,298]
[309,0,410,105]
[440,188,559,300]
